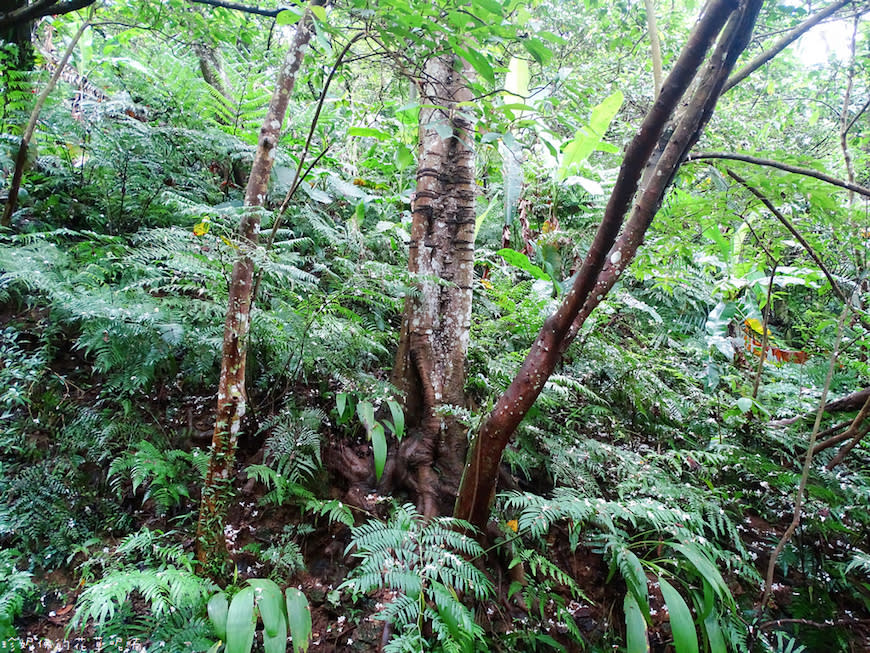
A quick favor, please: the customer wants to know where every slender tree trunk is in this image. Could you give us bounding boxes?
[195,0,322,573]
[390,54,476,518]
[454,0,762,533]
[1,17,90,227]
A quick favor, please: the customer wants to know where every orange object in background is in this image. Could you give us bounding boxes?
[741,320,808,364]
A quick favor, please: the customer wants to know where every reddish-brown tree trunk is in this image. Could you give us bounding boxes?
[195,1,322,573]
[390,55,476,518]
[454,0,763,532]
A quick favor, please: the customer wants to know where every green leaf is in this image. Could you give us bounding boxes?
[670,543,730,604]
[457,46,494,84]
[521,37,552,64]
[310,4,327,22]
[226,586,256,653]
[276,8,302,25]
[387,399,405,440]
[472,0,503,17]
[658,577,699,653]
[348,126,391,140]
[497,248,551,281]
[249,579,285,638]
[703,609,727,653]
[395,144,414,170]
[285,588,312,653]
[736,397,753,413]
[624,593,650,653]
[618,548,650,621]
[589,90,624,137]
[207,593,228,642]
[336,393,348,421]
[372,422,387,482]
[357,400,375,429]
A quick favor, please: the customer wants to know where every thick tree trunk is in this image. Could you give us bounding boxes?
[454,0,762,533]
[390,54,476,518]
[195,1,321,573]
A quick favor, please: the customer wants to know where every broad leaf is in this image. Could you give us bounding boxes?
[658,577,698,653]
[286,588,312,653]
[624,593,650,653]
[226,586,256,653]
[497,248,551,281]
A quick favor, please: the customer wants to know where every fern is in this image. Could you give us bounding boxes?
[71,529,217,640]
[0,550,35,640]
[341,504,492,651]
[108,440,204,515]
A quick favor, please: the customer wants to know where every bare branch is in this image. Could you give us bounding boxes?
[643,0,663,98]
[686,151,870,198]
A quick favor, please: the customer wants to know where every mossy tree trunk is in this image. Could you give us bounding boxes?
[195,0,323,575]
[454,0,763,533]
[389,54,476,518]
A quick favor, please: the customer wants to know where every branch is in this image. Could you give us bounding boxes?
[825,393,870,468]
[723,0,854,93]
[186,0,287,17]
[725,169,850,307]
[643,0,663,98]
[0,0,96,28]
[686,151,870,198]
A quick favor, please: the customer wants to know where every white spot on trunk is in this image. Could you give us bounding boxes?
[610,250,622,265]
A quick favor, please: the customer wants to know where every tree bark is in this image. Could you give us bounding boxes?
[195,0,322,573]
[454,0,763,533]
[390,54,476,518]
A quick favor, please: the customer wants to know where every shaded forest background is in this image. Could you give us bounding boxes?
[0,0,869,651]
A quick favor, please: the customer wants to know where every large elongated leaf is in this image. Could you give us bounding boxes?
[624,593,650,653]
[671,543,730,604]
[226,586,256,653]
[372,422,387,482]
[207,592,228,642]
[497,248,551,281]
[658,577,698,653]
[286,588,312,653]
[249,579,287,653]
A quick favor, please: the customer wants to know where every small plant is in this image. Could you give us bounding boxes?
[0,549,35,644]
[206,578,312,653]
[108,440,207,515]
[71,529,217,649]
[340,503,492,652]
[335,393,404,482]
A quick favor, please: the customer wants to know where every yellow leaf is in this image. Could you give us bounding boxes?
[744,318,769,336]
[506,519,518,533]
[193,221,210,236]
[220,235,237,249]
[480,278,493,290]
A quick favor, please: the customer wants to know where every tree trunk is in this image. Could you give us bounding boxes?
[390,54,476,518]
[195,0,322,574]
[454,0,763,533]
